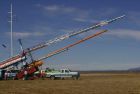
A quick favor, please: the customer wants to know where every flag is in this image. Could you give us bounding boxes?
[2,44,7,48]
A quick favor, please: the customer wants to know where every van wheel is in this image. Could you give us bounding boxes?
[50,76,55,80]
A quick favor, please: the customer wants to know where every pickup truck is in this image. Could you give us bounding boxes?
[46,69,80,80]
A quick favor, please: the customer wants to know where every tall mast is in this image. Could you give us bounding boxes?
[9,3,13,57]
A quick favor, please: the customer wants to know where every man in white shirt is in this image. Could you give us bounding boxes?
[4,71,8,80]
[23,70,28,80]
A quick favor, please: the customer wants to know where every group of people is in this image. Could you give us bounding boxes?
[22,61,28,80]
[4,70,14,80]
[4,61,45,80]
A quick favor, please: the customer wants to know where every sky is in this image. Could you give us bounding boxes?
[0,0,140,70]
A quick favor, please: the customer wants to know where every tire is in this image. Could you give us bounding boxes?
[61,77,65,80]
[50,75,55,80]
[72,76,78,80]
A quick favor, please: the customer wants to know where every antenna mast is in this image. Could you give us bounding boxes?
[9,3,13,57]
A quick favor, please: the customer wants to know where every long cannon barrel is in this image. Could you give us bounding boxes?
[37,30,108,61]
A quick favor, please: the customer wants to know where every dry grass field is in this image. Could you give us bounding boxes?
[0,72,140,94]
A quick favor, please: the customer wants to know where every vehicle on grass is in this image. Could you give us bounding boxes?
[45,68,80,80]
[0,69,19,80]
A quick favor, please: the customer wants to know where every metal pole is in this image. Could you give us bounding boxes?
[10,3,13,57]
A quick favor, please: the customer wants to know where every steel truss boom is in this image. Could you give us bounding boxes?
[26,15,125,53]
[37,30,108,61]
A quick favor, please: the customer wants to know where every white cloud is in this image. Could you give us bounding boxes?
[37,4,79,14]
[6,32,46,38]
[36,4,91,21]
[65,28,140,41]
[127,11,140,24]
[36,4,119,24]
[44,5,60,11]
[44,5,79,13]
[73,8,118,23]
[106,29,140,40]
[5,25,58,38]
[73,18,100,23]
[73,18,87,22]
[44,5,78,14]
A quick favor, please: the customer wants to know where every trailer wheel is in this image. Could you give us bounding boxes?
[50,75,55,80]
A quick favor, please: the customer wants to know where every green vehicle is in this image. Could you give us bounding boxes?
[46,69,80,80]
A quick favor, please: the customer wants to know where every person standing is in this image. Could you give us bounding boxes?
[4,71,8,80]
[23,70,28,80]
[40,70,45,80]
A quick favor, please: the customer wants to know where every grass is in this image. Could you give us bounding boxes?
[0,72,140,94]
